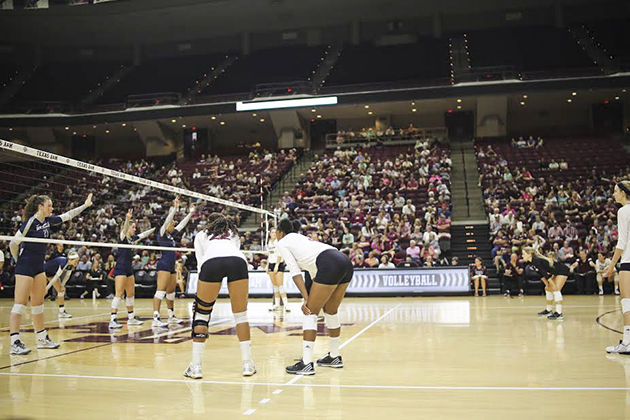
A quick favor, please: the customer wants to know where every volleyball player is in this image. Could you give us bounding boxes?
[522,246,568,320]
[8,193,92,355]
[266,227,290,312]
[276,218,353,375]
[44,250,80,318]
[604,181,630,354]
[153,197,194,327]
[184,213,256,379]
[109,208,155,329]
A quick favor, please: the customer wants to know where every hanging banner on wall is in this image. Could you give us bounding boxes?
[187,267,470,296]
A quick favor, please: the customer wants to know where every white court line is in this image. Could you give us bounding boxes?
[0,372,628,391]
[141,318,227,340]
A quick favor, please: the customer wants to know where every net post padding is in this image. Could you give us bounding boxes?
[0,139,275,217]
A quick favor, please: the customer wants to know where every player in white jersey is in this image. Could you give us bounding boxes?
[184,213,256,379]
[595,252,619,295]
[605,181,630,354]
[276,218,353,375]
[266,228,289,312]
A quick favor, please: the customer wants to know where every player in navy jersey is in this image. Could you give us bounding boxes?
[8,193,92,355]
[44,250,79,319]
[152,197,194,327]
[522,246,569,320]
[109,208,155,329]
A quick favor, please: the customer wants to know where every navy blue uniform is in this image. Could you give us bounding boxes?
[156,231,177,273]
[15,216,63,277]
[44,256,70,278]
[114,235,138,277]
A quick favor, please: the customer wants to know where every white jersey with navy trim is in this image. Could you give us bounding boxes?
[276,232,335,279]
[267,239,282,264]
[194,229,247,272]
[616,204,630,264]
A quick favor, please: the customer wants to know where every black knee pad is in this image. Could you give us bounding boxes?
[191,297,215,339]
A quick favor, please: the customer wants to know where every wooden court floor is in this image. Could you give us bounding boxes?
[0,295,629,419]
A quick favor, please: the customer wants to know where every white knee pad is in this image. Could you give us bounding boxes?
[126,297,134,307]
[303,314,318,331]
[278,286,286,294]
[324,312,340,330]
[31,304,44,315]
[165,292,175,301]
[11,304,26,315]
[622,298,630,314]
[154,290,166,300]
[545,291,554,301]
[553,291,563,302]
[111,296,121,310]
[234,311,248,325]
[273,286,279,294]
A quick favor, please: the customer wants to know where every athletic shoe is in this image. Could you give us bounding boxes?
[59,311,72,319]
[152,317,169,328]
[615,289,621,295]
[537,309,552,316]
[106,294,114,299]
[9,340,31,355]
[286,360,315,375]
[606,340,630,355]
[547,312,564,320]
[37,336,60,349]
[127,318,143,326]
[283,306,291,313]
[268,305,280,312]
[317,353,344,368]
[109,319,123,329]
[242,360,257,376]
[599,290,604,295]
[168,316,184,324]
[184,363,203,379]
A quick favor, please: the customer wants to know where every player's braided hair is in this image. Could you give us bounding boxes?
[206,212,236,237]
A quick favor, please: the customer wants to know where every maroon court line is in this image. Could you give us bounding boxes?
[0,342,113,370]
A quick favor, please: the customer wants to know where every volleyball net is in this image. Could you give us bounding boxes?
[0,139,274,272]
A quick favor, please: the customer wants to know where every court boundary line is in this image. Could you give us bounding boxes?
[1,371,629,391]
[0,343,113,370]
[596,309,622,334]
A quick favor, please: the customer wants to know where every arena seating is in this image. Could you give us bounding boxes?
[582,19,630,69]
[277,137,452,268]
[201,46,326,95]
[475,136,630,294]
[96,53,226,104]
[322,39,450,88]
[8,60,127,110]
[466,26,596,74]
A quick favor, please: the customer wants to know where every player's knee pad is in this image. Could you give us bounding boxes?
[545,291,554,301]
[324,312,340,330]
[126,297,134,307]
[303,314,318,331]
[31,304,44,315]
[278,286,286,294]
[11,304,26,315]
[622,298,630,314]
[192,297,214,339]
[553,291,563,302]
[154,290,166,300]
[165,292,175,301]
[233,311,248,325]
[111,296,121,310]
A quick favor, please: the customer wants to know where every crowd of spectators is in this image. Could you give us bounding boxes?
[332,124,445,146]
[274,138,454,268]
[476,136,630,295]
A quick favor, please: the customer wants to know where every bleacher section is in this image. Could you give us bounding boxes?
[323,39,450,88]
[583,19,630,70]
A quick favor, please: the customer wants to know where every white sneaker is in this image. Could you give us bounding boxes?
[59,311,73,319]
[9,340,31,355]
[606,340,630,354]
[598,290,604,295]
[152,317,169,328]
[127,318,143,326]
[184,363,203,379]
[109,319,123,329]
[168,316,183,324]
[242,360,257,377]
[37,336,60,349]
[615,289,621,295]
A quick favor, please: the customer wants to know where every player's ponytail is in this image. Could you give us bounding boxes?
[24,195,50,219]
[206,212,230,237]
[523,246,554,267]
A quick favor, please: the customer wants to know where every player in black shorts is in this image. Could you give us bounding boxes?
[266,227,290,312]
[522,247,567,320]
[276,218,353,375]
